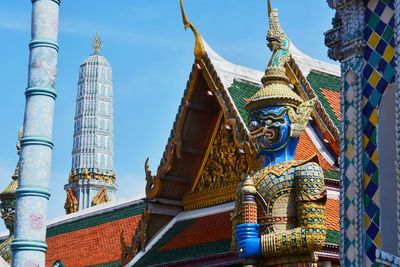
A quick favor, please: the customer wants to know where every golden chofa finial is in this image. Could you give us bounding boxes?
[92,32,102,54]
[180,0,206,60]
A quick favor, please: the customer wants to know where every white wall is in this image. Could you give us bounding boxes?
[378,84,398,255]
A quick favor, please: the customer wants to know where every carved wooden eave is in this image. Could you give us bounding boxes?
[145,50,257,202]
[139,43,261,249]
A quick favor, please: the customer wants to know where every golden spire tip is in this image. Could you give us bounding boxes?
[92,32,102,54]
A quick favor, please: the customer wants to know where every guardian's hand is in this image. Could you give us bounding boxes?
[235,223,262,258]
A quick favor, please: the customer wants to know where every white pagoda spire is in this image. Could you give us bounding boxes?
[64,34,117,213]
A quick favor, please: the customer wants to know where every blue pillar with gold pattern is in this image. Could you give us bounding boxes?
[11,0,60,266]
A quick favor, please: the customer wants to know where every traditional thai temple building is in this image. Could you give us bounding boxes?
[64,33,117,213]
[325,0,400,266]
[0,1,345,266]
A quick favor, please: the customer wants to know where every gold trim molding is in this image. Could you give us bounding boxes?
[183,122,250,211]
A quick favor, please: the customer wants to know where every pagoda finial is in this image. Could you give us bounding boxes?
[92,32,102,54]
[179,0,206,59]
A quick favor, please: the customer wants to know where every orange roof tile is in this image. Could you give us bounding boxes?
[160,212,231,251]
[46,215,141,267]
[321,88,341,120]
[326,198,340,231]
[295,131,334,170]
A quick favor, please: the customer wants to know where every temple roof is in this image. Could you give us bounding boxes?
[0,180,17,200]
[45,197,143,266]
[204,39,341,140]
[129,200,339,266]
[135,32,341,264]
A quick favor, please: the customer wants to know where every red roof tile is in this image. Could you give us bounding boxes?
[160,212,231,251]
[295,131,334,170]
[326,198,340,231]
[160,197,339,253]
[321,88,341,120]
[46,215,141,267]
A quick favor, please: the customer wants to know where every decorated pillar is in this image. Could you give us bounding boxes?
[325,1,365,266]
[326,0,397,265]
[11,0,60,266]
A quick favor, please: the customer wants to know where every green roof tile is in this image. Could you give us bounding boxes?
[134,219,197,266]
[88,260,121,267]
[326,229,340,245]
[134,218,339,266]
[227,80,261,125]
[306,71,340,129]
[47,202,144,238]
[323,169,340,181]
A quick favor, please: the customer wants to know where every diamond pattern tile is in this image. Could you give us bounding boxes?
[362,0,395,264]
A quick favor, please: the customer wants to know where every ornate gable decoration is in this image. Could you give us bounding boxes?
[64,187,78,214]
[182,122,250,210]
[92,187,110,206]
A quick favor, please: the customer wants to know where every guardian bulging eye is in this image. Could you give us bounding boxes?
[249,121,259,131]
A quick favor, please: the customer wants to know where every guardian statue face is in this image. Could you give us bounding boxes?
[0,200,15,233]
[248,106,291,152]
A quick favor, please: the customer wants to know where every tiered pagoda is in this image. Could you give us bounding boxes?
[64,34,118,213]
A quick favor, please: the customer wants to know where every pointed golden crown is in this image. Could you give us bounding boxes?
[245,1,303,111]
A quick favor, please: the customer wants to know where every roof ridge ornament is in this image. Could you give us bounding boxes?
[180,0,206,59]
[92,32,102,54]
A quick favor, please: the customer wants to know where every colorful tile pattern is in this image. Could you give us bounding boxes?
[306,71,341,129]
[228,80,338,171]
[133,206,340,267]
[133,213,232,267]
[342,68,363,266]
[46,202,143,267]
[363,0,395,264]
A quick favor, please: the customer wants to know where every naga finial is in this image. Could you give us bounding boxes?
[266,0,290,68]
[92,32,102,54]
[180,0,206,59]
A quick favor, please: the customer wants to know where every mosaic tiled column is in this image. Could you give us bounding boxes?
[362,0,395,265]
[394,0,400,258]
[325,0,366,266]
[327,0,397,266]
[11,0,60,266]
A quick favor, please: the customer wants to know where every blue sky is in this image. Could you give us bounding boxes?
[0,0,335,231]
